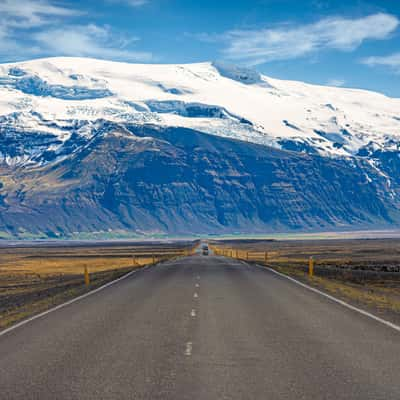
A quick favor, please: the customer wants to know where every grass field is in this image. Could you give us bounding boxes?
[211,238,400,322]
[0,241,196,330]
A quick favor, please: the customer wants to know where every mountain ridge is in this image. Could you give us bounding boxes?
[0,57,399,238]
[0,123,398,238]
[1,57,399,164]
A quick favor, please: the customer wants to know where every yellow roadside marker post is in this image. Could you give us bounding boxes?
[309,256,314,277]
[246,252,249,261]
[264,252,268,264]
[84,266,90,286]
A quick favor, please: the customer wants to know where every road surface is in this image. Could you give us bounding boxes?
[0,255,399,399]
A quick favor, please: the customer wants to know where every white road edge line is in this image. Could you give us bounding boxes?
[255,263,400,334]
[0,264,153,338]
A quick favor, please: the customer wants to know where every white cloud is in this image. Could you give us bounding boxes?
[203,13,399,65]
[0,0,152,62]
[362,53,400,73]
[0,0,81,28]
[326,78,345,87]
[33,24,152,61]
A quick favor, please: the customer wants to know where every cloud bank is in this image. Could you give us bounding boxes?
[197,13,399,66]
[362,53,400,73]
[0,0,152,62]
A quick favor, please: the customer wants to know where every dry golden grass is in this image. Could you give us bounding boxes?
[211,239,400,320]
[0,242,195,330]
[0,244,191,277]
[1,255,154,276]
[273,264,400,314]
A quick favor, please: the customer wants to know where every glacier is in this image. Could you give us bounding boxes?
[0,57,399,237]
[0,56,398,167]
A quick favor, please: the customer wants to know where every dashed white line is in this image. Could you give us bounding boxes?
[193,292,198,298]
[184,341,192,356]
[191,309,196,317]
[195,283,200,288]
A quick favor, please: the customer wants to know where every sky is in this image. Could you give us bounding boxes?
[0,0,399,97]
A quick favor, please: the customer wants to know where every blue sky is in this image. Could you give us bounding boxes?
[0,0,399,96]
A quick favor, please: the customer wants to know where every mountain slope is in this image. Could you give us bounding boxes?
[0,124,397,238]
[0,57,399,238]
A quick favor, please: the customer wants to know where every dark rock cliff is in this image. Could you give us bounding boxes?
[0,124,398,238]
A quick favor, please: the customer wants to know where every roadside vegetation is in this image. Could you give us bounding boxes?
[0,241,197,330]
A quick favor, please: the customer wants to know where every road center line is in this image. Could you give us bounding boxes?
[195,283,200,288]
[191,309,196,317]
[184,342,192,356]
[193,292,198,298]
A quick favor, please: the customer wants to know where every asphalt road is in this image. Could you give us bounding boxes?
[0,255,399,399]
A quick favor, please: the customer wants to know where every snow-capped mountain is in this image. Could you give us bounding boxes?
[0,57,399,238]
[0,57,399,166]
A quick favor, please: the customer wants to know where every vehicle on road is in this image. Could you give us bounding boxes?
[202,244,209,255]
